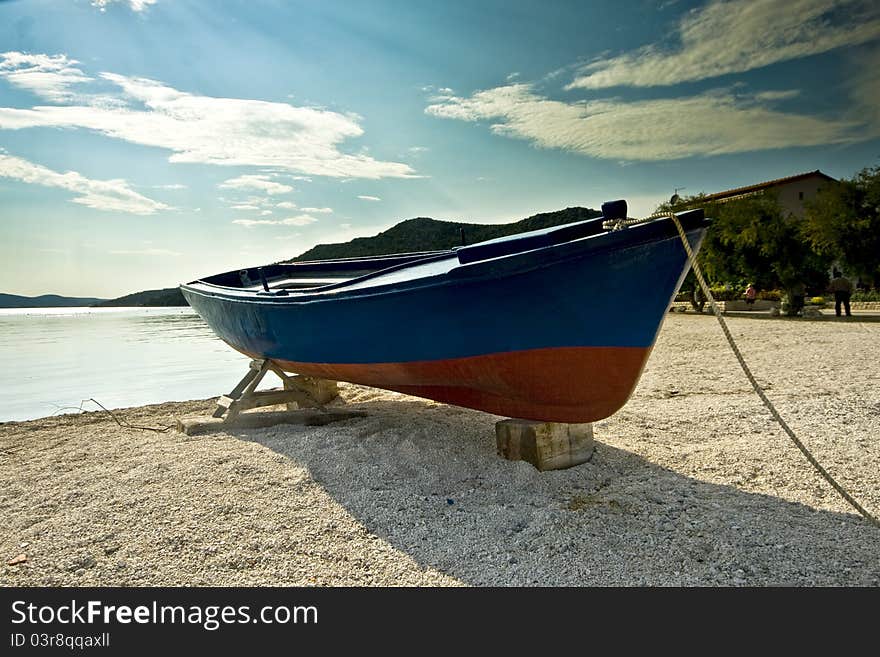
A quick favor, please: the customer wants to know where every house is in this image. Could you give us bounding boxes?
[698,170,858,290]
[699,170,837,219]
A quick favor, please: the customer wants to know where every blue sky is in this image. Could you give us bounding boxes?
[1,0,879,297]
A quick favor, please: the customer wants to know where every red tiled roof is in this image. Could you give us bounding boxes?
[701,170,837,203]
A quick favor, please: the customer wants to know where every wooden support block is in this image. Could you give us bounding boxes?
[212,395,237,419]
[236,387,315,411]
[213,359,272,419]
[495,420,594,471]
[282,376,339,410]
[176,408,366,436]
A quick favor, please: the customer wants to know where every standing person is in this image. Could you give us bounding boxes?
[830,270,853,317]
[744,283,757,308]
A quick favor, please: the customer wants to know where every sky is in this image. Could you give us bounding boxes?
[1,0,879,297]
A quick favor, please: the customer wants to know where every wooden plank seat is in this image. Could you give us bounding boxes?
[238,276,353,292]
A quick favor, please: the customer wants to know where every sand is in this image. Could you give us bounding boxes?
[1,313,879,586]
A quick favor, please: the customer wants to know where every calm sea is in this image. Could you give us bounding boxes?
[0,307,266,422]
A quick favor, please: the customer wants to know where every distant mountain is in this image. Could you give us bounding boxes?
[287,207,601,262]
[96,287,188,307]
[0,293,107,308]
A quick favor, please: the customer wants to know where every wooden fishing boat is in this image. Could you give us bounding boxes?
[181,202,708,422]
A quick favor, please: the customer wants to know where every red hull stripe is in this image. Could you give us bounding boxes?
[255,346,651,423]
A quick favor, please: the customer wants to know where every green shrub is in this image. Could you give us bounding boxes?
[757,290,782,301]
[708,287,743,301]
[679,287,784,302]
[852,290,880,302]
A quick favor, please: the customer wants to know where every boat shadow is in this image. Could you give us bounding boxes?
[230,396,879,586]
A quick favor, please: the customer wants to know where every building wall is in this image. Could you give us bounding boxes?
[708,173,849,287]
[772,174,834,218]
[769,175,858,286]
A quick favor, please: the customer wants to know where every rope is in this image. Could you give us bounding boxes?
[657,212,878,527]
[602,215,657,231]
[54,398,175,433]
[604,211,682,231]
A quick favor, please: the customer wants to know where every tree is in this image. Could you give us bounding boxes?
[656,195,709,311]
[802,166,880,288]
[660,191,832,314]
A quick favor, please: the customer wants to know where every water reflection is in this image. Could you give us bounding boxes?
[0,307,265,422]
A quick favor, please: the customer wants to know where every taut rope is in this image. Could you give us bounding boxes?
[654,211,878,528]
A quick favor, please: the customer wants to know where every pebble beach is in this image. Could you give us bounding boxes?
[2,313,878,586]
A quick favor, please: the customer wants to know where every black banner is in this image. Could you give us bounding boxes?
[1,587,874,652]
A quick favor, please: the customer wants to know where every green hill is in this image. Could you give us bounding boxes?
[96,287,187,307]
[0,293,107,308]
[287,206,601,262]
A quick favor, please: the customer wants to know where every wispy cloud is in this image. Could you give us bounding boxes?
[0,53,418,180]
[753,90,801,102]
[218,174,293,195]
[275,201,297,209]
[0,151,171,214]
[232,215,318,227]
[426,83,859,160]
[850,47,880,127]
[91,0,157,13]
[300,206,333,213]
[357,195,381,201]
[567,0,880,89]
[242,195,277,208]
[109,247,182,256]
[0,52,92,102]
[152,183,187,189]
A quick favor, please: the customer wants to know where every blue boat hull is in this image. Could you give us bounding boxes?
[182,214,706,422]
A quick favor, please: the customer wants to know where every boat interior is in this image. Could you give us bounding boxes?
[191,203,705,296]
[199,221,607,296]
[201,250,455,294]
